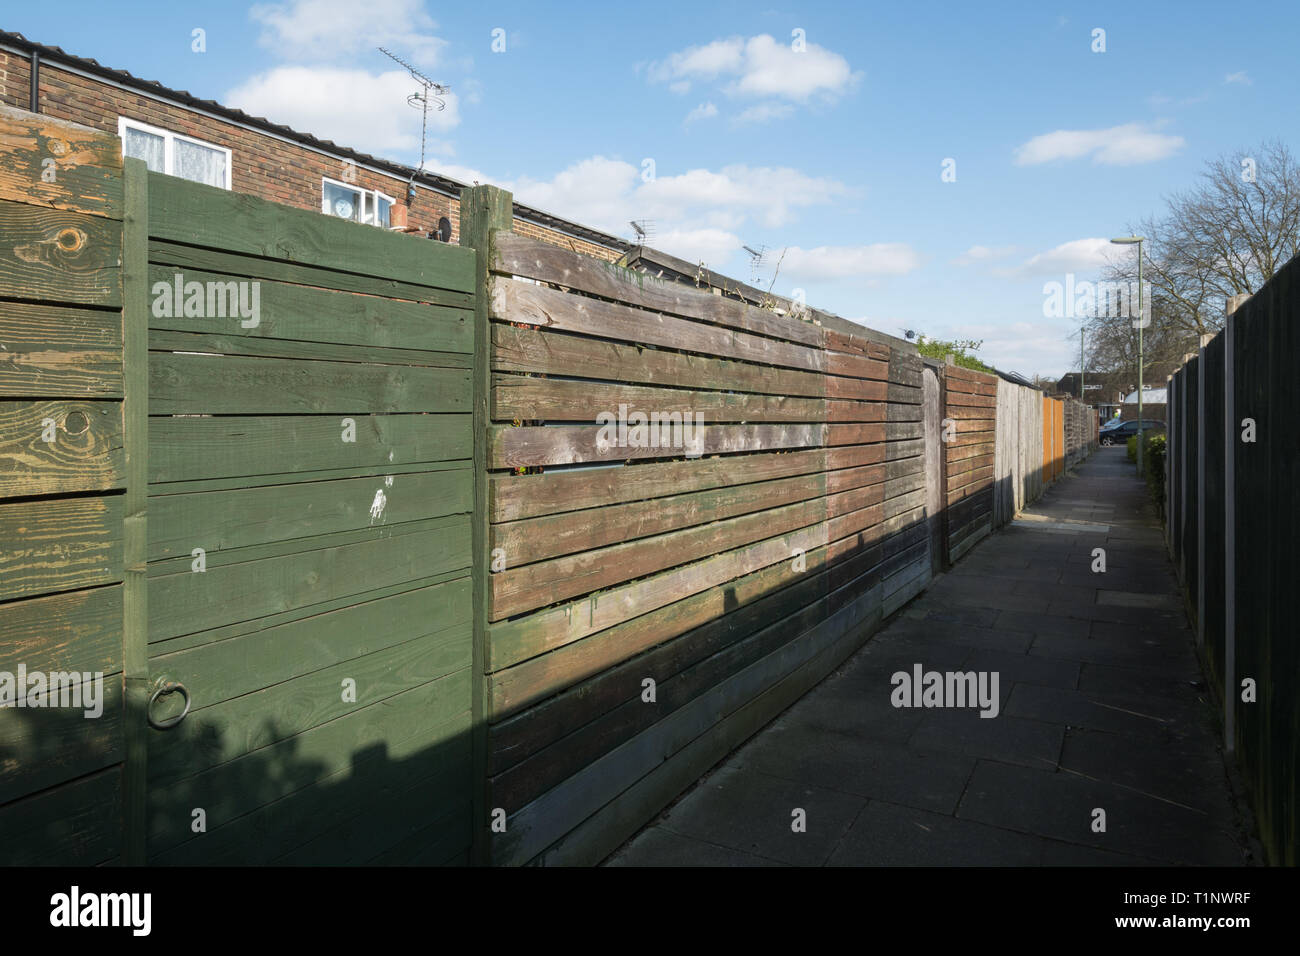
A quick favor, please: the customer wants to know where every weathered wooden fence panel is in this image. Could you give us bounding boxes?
[475,210,930,865]
[1167,254,1300,865]
[139,173,477,865]
[991,376,1054,529]
[0,107,128,865]
[0,101,479,867]
[942,365,996,562]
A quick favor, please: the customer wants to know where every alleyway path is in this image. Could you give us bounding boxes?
[608,447,1257,866]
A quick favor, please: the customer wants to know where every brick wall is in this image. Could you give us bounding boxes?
[0,51,622,261]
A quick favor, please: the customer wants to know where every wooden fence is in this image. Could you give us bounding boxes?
[472,194,932,864]
[0,107,130,864]
[1,109,1098,867]
[941,365,997,562]
[992,377,1044,527]
[1166,256,1300,865]
[0,107,478,865]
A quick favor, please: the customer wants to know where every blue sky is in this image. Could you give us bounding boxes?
[9,0,1297,375]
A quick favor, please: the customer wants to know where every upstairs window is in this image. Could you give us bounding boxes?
[118,118,231,189]
[322,177,393,228]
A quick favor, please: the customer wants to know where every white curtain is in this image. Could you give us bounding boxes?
[122,127,165,173]
[174,138,227,188]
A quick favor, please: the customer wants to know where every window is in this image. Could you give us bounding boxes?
[322,177,393,228]
[117,118,231,189]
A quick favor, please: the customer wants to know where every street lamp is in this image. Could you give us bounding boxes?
[1110,235,1146,473]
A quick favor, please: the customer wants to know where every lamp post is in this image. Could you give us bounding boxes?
[1110,235,1146,473]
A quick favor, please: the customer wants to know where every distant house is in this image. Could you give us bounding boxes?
[1121,387,1167,405]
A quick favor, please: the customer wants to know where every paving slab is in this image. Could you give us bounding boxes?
[649,765,866,866]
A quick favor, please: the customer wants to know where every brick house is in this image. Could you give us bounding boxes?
[0,30,628,260]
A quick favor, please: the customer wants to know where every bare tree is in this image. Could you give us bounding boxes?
[1087,139,1300,381]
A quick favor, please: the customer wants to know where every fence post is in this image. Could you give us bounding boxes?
[922,364,943,575]
[1180,363,1188,584]
[1196,339,1206,646]
[459,184,513,865]
[1224,298,1244,754]
[121,158,149,865]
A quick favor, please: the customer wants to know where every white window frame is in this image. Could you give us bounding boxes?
[117,117,232,189]
[321,176,395,228]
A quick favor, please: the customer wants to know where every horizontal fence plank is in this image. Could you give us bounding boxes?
[148,468,470,560]
[147,413,470,483]
[148,240,473,310]
[0,766,121,866]
[492,376,830,424]
[489,483,883,619]
[147,514,469,641]
[0,400,124,496]
[0,302,121,398]
[0,496,123,601]
[492,279,826,373]
[492,464,883,566]
[148,329,471,371]
[493,325,883,399]
[492,232,825,347]
[0,105,123,219]
[0,678,123,805]
[488,499,886,671]
[147,173,475,294]
[490,445,879,522]
[149,578,470,711]
[149,353,471,415]
[0,200,121,306]
[148,622,471,786]
[145,265,472,354]
[0,585,122,675]
[489,422,828,468]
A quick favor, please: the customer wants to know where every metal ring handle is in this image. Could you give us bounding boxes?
[147,681,191,730]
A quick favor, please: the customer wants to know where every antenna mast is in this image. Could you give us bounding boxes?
[377,47,450,179]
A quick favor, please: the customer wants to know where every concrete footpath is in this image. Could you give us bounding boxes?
[606,447,1259,866]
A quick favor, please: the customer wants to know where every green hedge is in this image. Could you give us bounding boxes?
[1125,432,1167,517]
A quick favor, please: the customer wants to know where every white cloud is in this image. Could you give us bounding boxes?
[780,244,923,281]
[434,156,853,266]
[732,102,794,125]
[1013,123,1184,166]
[952,244,1017,266]
[640,164,850,228]
[996,238,1114,278]
[648,38,746,84]
[654,228,743,264]
[1224,71,1252,85]
[648,34,859,107]
[225,67,460,155]
[250,0,447,66]
[684,102,719,125]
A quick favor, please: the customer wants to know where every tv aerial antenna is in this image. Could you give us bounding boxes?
[629,220,656,245]
[378,47,449,179]
[742,244,768,284]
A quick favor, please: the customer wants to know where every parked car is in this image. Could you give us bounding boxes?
[1100,419,1165,445]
